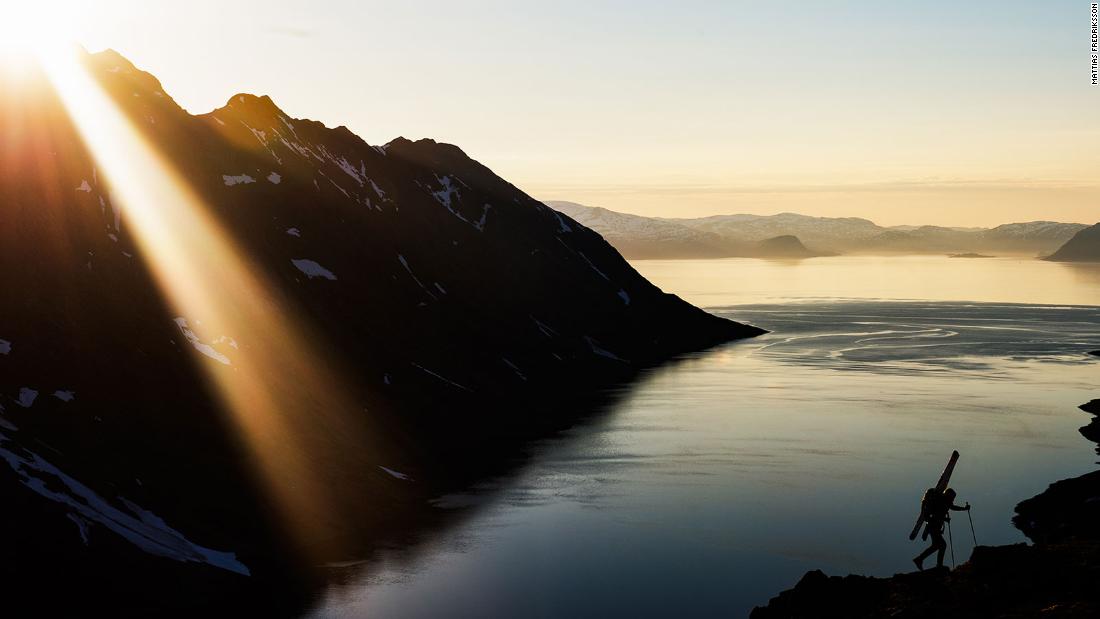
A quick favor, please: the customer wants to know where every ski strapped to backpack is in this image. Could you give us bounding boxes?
[908,450,959,540]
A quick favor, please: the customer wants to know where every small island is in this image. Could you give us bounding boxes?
[948,253,994,258]
[755,235,834,259]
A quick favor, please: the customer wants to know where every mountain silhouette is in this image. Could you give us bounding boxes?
[0,49,763,613]
[1045,223,1100,262]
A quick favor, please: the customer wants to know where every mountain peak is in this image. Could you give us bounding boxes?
[385,136,468,160]
[224,93,285,116]
[87,48,137,70]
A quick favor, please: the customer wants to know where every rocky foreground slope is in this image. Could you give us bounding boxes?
[752,367,1100,618]
[0,49,762,613]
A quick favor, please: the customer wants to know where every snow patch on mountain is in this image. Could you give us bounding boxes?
[551,209,573,233]
[67,513,91,545]
[411,363,472,392]
[223,174,256,186]
[576,251,609,280]
[379,466,411,481]
[397,254,434,298]
[474,204,491,231]
[277,114,299,140]
[0,429,250,575]
[212,336,239,350]
[16,388,38,408]
[315,144,367,187]
[275,132,320,160]
[530,316,558,338]
[502,358,527,381]
[291,259,337,280]
[241,121,282,163]
[319,171,350,198]
[585,336,627,363]
[173,317,232,365]
[53,391,75,402]
[369,179,387,201]
[431,175,460,210]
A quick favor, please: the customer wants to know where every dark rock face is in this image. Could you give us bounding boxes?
[751,543,1100,619]
[1046,223,1100,262]
[0,49,762,613]
[1012,403,1100,544]
[1080,400,1100,444]
[1014,471,1100,545]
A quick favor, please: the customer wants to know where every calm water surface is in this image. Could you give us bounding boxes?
[637,255,1100,307]
[310,256,1100,618]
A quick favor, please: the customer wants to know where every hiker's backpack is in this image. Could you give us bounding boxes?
[919,487,938,522]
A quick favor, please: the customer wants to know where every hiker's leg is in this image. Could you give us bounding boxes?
[933,533,946,567]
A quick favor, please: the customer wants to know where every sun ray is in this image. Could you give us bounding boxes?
[38,46,368,561]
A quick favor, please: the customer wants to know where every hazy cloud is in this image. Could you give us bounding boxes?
[532,179,1100,197]
[265,26,314,39]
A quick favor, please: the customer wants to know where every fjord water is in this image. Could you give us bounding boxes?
[311,256,1100,618]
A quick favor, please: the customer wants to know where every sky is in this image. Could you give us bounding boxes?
[22,0,1100,226]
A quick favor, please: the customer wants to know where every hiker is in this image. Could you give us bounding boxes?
[913,487,970,571]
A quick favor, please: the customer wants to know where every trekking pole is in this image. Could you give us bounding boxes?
[947,519,956,568]
[967,507,977,547]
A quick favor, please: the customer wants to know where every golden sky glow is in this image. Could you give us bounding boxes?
[14,0,1100,226]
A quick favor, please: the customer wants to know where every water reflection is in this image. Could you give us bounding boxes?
[309,299,1100,619]
[1058,261,1100,288]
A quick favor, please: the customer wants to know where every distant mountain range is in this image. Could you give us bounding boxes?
[547,201,1087,259]
[1046,223,1100,262]
[544,202,835,258]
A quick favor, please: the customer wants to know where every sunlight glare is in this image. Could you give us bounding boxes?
[0,0,83,68]
[39,46,366,561]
